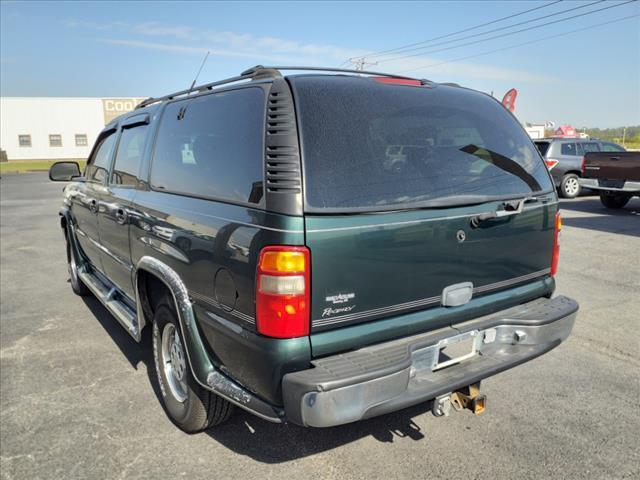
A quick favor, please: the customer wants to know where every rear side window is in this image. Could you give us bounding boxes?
[292,77,553,211]
[534,141,550,156]
[577,142,599,155]
[86,133,117,183]
[150,88,265,204]
[602,142,625,152]
[561,143,578,156]
[112,124,148,186]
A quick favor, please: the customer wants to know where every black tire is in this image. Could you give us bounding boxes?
[599,192,630,209]
[66,232,90,296]
[559,173,581,199]
[152,303,233,432]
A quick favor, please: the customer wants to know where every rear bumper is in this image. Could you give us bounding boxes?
[282,295,578,427]
[579,178,640,193]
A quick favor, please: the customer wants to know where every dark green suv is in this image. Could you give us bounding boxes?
[49,66,578,432]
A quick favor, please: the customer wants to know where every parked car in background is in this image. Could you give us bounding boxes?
[534,138,626,198]
[580,151,640,208]
[48,66,577,432]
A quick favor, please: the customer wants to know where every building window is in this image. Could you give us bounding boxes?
[75,134,88,147]
[18,135,32,147]
[49,134,63,147]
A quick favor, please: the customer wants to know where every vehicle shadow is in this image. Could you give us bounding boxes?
[559,197,640,238]
[81,296,162,401]
[80,295,434,463]
[205,402,430,464]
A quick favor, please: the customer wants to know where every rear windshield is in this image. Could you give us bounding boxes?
[292,76,553,211]
[534,141,551,157]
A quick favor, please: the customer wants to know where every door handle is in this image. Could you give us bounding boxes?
[610,156,620,161]
[88,199,98,214]
[115,207,128,225]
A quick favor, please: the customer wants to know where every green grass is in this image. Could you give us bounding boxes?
[0,160,86,173]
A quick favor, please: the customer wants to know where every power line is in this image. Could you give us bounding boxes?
[350,58,379,71]
[375,0,604,61]
[359,0,564,60]
[394,13,640,74]
[379,0,636,63]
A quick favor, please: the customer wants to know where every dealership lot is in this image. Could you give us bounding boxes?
[1,173,638,479]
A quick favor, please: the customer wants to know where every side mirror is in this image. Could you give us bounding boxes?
[49,161,82,181]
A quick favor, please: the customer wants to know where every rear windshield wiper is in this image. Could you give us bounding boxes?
[460,144,542,192]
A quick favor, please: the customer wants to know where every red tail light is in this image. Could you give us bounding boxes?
[580,156,586,175]
[545,158,559,170]
[256,246,310,338]
[551,212,562,277]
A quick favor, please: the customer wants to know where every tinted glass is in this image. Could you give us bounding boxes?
[86,134,116,183]
[602,142,625,152]
[561,143,577,156]
[112,125,148,186]
[151,88,264,204]
[534,141,550,156]
[293,77,553,211]
[578,142,600,155]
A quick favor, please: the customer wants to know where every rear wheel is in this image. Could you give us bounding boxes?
[560,173,581,198]
[66,232,90,296]
[152,303,233,432]
[599,192,630,209]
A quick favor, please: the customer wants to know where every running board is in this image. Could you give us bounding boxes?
[79,271,140,340]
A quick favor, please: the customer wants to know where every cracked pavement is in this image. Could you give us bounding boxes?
[1,173,639,479]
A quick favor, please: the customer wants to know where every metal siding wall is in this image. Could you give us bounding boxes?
[0,97,140,161]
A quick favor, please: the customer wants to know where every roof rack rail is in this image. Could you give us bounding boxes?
[136,71,258,109]
[241,65,431,83]
[136,65,431,109]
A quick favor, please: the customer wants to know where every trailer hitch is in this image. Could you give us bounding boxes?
[451,383,487,415]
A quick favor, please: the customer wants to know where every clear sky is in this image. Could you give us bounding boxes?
[1,0,638,127]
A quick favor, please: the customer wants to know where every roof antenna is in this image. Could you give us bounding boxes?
[189,51,210,91]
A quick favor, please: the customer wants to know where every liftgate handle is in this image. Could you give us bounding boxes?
[470,198,527,227]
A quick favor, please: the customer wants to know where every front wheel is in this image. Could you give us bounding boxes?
[560,173,581,198]
[152,303,233,432]
[599,192,630,209]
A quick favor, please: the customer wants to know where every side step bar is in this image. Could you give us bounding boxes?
[79,270,140,340]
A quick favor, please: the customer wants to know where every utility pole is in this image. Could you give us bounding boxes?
[622,126,627,147]
[349,57,378,71]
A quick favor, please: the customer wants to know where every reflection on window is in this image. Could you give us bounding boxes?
[86,134,116,183]
[294,76,553,210]
[111,125,148,186]
[150,88,265,204]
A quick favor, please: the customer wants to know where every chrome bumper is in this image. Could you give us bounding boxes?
[283,295,578,427]
[579,178,640,193]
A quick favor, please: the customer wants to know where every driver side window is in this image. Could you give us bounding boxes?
[86,133,117,183]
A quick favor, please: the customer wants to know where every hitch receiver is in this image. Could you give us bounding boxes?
[451,383,487,415]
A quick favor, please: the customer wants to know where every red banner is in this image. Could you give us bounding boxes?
[501,88,518,113]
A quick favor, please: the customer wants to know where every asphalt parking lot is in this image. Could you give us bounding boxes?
[1,172,639,480]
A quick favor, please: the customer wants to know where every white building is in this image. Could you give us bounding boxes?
[524,124,546,139]
[0,97,145,161]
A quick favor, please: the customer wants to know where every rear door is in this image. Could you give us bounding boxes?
[98,114,150,299]
[290,76,556,336]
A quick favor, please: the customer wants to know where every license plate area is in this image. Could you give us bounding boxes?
[432,330,480,371]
